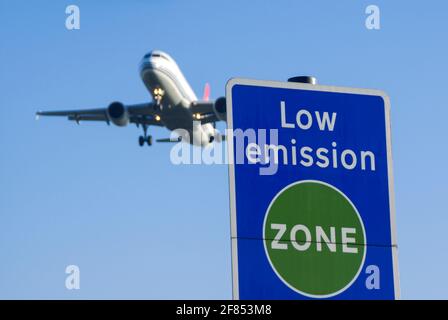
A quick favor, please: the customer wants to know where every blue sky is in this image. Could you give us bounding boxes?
[0,0,447,299]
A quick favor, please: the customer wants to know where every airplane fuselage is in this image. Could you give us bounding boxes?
[139,51,216,146]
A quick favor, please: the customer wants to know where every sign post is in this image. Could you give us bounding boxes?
[226,78,399,299]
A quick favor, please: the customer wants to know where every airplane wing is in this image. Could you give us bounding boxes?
[36,102,164,126]
[190,100,225,124]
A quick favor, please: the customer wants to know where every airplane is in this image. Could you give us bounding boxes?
[36,50,227,147]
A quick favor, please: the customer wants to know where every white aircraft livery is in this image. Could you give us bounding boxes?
[36,50,227,146]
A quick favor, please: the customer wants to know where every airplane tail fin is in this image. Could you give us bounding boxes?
[202,83,210,101]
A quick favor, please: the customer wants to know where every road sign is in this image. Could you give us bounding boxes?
[226,78,399,300]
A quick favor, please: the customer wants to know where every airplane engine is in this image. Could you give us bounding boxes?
[213,97,227,122]
[107,101,129,126]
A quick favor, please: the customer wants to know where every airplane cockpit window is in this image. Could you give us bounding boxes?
[153,53,170,61]
[143,52,170,61]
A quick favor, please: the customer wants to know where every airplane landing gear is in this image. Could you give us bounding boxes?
[138,135,152,146]
[139,124,152,147]
[153,87,164,111]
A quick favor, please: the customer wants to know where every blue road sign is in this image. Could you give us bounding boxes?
[226,78,399,300]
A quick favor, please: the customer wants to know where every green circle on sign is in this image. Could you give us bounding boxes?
[263,180,366,298]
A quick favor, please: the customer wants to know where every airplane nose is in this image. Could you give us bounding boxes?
[139,56,155,75]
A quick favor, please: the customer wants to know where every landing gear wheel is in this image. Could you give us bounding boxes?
[139,124,152,147]
[138,136,145,147]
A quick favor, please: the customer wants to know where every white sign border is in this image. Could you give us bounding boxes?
[225,77,400,300]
